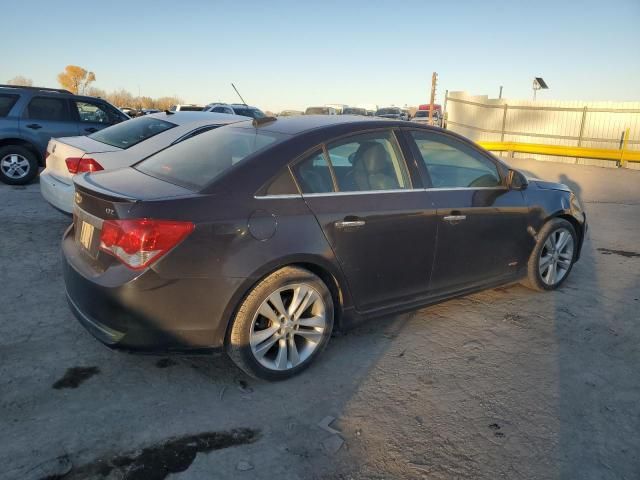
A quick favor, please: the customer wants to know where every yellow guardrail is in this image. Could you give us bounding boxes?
[478,129,639,167]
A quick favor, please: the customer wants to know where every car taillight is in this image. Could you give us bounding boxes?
[65,157,104,174]
[99,219,194,270]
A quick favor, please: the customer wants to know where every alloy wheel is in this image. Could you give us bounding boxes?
[1,154,31,179]
[250,283,327,371]
[539,227,574,286]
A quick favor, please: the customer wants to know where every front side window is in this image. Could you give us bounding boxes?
[75,101,111,123]
[137,126,286,191]
[0,94,19,117]
[292,150,334,194]
[326,131,411,192]
[410,131,501,188]
[89,116,176,149]
[26,97,70,121]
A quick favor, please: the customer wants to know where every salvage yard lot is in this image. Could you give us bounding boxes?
[1,160,639,480]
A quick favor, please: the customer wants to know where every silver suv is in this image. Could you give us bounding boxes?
[203,103,265,119]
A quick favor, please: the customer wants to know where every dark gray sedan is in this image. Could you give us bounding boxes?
[63,116,586,380]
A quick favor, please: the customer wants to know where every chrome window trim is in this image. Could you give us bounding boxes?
[302,188,425,198]
[426,186,508,191]
[254,193,303,200]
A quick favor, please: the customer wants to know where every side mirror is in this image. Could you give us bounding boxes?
[507,169,528,190]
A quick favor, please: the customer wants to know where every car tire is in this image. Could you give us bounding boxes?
[523,218,577,292]
[227,266,334,381]
[0,145,39,185]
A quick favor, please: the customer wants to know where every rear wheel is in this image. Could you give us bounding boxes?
[523,218,577,292]
[0,145,39,185]
[227,267,334,380]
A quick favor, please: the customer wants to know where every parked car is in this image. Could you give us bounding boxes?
[412,109,442,127]
[169,104,205,112]
[63,115,586,380]
[342,107,367,116]
[305,106,337,115]
[278,110,304,117]
[203,103,265,119]
[0,84,128,185]
[40,111,244,213]
[375,106,408,121]
[119,107,139,117]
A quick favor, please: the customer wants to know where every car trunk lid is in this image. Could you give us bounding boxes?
[46,136,121,183]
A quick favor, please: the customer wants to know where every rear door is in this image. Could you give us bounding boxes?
[404,129,530,294]
[291,129,438,312]
[21,96,80,155]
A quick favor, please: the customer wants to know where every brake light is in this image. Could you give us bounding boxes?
[99,219,194,270]
[65,157,104,174]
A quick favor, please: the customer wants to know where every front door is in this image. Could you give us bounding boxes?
[404,129,530,294]
[291,130,438,311]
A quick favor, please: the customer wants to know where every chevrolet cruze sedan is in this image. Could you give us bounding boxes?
[63,116,586,380]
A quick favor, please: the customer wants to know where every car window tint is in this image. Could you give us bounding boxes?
[326,131,410,192]
[0,94,19,117]
[89,116,176,149]
[137,127,286,191]
[410,131,501,188]
[292,150,334,194]
[264,167,299,195]
[75,101,111,124]
[26,97,70,121]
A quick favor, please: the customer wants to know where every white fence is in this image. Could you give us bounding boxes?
[445,92,640,169]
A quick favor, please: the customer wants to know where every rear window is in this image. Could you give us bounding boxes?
[178,106,204,111]
[136,126,286,190]
[232,107,265,119]
[377,108,400,115]
[0,94,19,117]
[89,116,176,149]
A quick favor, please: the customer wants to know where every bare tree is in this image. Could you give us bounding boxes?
[6,76,33,86]
[57,65,96,94]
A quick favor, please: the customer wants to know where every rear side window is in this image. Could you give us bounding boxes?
[89,116,176,149]
[136,126,286,190]
[26,97,71,121]
[0,94,19,117]
[292,150,334,194]
[75,101,111,124]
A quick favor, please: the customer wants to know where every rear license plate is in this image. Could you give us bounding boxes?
[79,221,95,251]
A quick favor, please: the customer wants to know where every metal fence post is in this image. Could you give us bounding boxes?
[576,106,588,164]
[500,104,508,142]
[620,128,630,168]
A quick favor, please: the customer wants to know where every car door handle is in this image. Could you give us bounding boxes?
[443,215,467,223]
[335,220,366,229]
[26,123,42,130]
[84,127,98,133]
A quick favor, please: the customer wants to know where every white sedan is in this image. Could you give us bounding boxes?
[40,111,245,213]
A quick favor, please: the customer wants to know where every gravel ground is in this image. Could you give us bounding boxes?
[1,160,639,480]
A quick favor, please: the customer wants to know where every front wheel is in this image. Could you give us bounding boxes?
[0,145,39,185]
[523,218,577,292]
[227,267,334,380]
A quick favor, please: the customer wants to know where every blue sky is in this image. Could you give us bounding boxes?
[1,0,639,111]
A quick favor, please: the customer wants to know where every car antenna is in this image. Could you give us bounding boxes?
[164,110,175,115]
[231,83,247,105]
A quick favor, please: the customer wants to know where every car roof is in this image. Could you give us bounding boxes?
[146,110,246,126]
[232,114,406,135]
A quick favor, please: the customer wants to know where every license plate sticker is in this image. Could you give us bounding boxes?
[79,221,95,251]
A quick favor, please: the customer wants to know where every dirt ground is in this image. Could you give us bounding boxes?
[1,159,639,480]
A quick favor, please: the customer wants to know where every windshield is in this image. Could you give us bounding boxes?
[305,107,328,115]
[233,107,265,119]
[89,116,176,149]
[376,108,400,115]
[136,126,286,190]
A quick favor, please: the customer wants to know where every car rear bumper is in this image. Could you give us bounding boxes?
[40,170,74,214]
[62,228,243,353]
